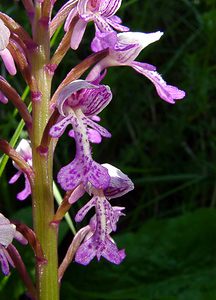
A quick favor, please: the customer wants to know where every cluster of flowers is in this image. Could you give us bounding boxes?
[0,0,185,275]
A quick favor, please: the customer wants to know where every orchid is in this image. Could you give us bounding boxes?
[0,19,16,76]
[0,1,186,298]
[58,0,129,49]
[74,163,134,265]
[88,31,186,104]
[50,80,112,192]
[0,213,27,275]
[9,139,32,201]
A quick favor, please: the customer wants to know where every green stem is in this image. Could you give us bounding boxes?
[31,4,59,300]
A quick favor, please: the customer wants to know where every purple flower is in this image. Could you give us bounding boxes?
[9,139,32,201]
[74,164,134,265]
[0,213,27,275]
[60,0,129,49]
[50,80,113,191]
[88,31,186,104]
[0,20,16,76]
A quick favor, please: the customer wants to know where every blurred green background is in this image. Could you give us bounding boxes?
[0,0,216,299]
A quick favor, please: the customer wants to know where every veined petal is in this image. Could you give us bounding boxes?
[102,163,134,199]
[57,80,97,116]
[93,14,113,32]
[99,0,122,17]
[77,0,92,20]
[0,20,10,51]
[79,84,112,116]
[132,62,186,103]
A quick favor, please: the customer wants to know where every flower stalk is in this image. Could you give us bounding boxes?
[31,3,59,300]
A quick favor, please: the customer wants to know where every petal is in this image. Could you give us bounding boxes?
[49,114,75,138]
[68,184,85,204]
[106,17,129,32]
[0,20,10,51]
[91,25,114,52]
[16,139,32,162]
[99,0,122,17]
[84,117,111,138]
[58,155,110,191]
[85,159,110,190]
[0,91,8,104]
[131,62,186,103]
[0,224,16,248]
[102,238,126,264]
[87,128,102,144]
[64,7,77,32]
[79,84,112,116]
[0,247,10,275]
[70,19,87,50]
[75,197,96,222]
[109,31,163,64]
[57,80,97,116]
[94,14,113,32]
[9,171,22,184]
[57,158,83,191]
[14,231,28,245]
[0,49,17,76]
[16,175,31,201]
[77,0,94,21]
[75,236,96,265]
[102,163,134,199]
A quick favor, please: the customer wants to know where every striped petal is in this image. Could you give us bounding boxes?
[99,0,122,17]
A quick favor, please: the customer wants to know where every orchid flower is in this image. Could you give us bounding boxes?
[74,163,134,265]
[59,0,129,49]
[50,80,112,192]
[9,139,32,201]
[0,19,17,76]
[0,213,27,275]
[88,31,186,104]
